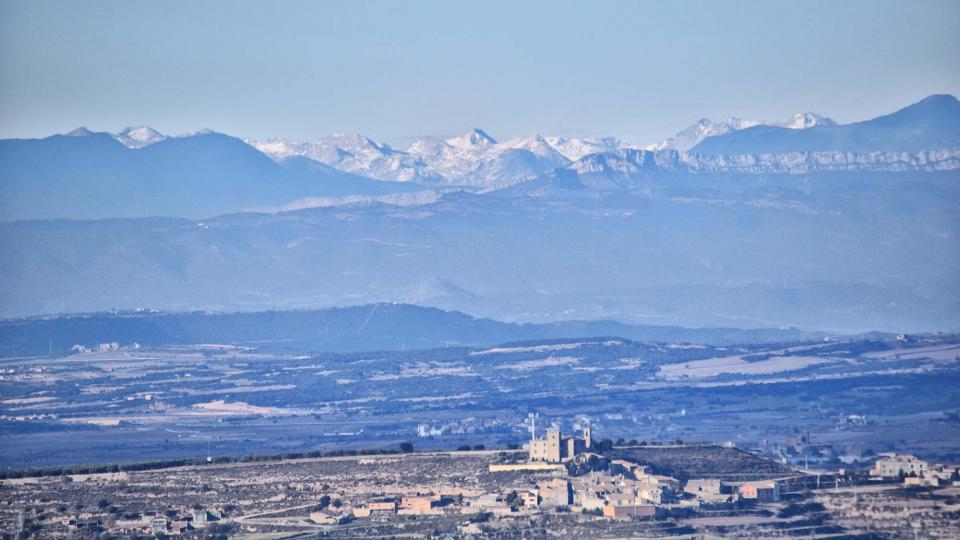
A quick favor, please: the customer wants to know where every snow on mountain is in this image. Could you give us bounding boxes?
[692,95,960,155]
[113,126,167,148]
[414,131,576,187]
[648,118,765,152]
[780,112,836,130]
[111,126,220,150]
[406,136,450,159]
[246,97,953,188]
[249,116,857,188]
[249,134,430,182]
[499,135,573,167]
[445,128,496,149]
[252,129,580,187]
[649,112,835,151]
[543,136,624,161]
[406,130,510,186]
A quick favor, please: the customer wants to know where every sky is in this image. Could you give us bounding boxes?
[1,0,958,146]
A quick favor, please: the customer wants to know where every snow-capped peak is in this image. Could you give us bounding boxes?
[250,133,428,183]
[446,128,497,149]
[406,136,451,157]
[113,126,167,148]
[543,136,624,161]
[241,104,845,189]
[649,117,764,152]
[649,111,835,151]
[324,133,393,154]
[779,112,836,129]
[252,128,615,187]
[500,134,558,156]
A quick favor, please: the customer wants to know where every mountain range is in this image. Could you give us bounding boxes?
[1,95,957,222]
[645,112,836,152]
[244,94,957,186]
[1,95,957,221]
[0,95,957,334]
[691,94,960,154]
[0,130,426,220]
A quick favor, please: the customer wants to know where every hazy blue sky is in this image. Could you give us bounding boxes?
[1,0,958,145]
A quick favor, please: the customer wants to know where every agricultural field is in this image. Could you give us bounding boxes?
[1,334,959,470]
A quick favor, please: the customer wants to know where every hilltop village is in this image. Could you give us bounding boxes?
[2,424,959,539]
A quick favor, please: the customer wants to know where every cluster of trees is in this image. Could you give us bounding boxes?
[456,444,487,451]
[592,438,615,453]
[612,438,713,447]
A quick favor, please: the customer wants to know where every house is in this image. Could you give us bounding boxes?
[904,476,939,487]
[152,517,168,534]
[191,509,220,526]
[113,517,149,533]
[471,492,513,514]
[400,494,441,515]
[610,459,644,475]
[578,494,606,511]
[928,464,960,483]
[170,520,189,534]
[353,499,397,518]
[538,478,572,506]
[738,481,780,503]
[684,478,732,503]
[871,454,929,478]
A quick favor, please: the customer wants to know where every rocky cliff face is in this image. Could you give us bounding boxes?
[571,147,960,177]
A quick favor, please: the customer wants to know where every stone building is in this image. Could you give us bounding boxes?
[870,453,929,478]
[538,478,573,507]
[529,426,591,462]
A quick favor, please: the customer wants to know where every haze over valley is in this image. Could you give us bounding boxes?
[2,95,958,333]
